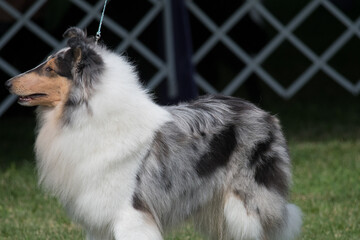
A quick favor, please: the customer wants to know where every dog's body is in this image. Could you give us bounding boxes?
[6,28,301,240]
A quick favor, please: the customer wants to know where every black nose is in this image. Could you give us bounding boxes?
[5,79,12,90]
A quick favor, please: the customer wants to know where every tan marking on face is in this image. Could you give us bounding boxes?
[47,58,58,71]
[10,69,71,107]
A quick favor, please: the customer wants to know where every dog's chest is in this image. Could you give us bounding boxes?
[35,122,143,225]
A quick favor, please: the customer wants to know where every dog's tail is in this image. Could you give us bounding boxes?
[276,203,302,240]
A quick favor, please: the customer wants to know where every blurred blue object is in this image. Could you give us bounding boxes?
[160,0,198,104]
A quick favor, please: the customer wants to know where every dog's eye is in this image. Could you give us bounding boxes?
[45,67,53,72]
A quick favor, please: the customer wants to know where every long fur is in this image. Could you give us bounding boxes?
[6,27,302,240]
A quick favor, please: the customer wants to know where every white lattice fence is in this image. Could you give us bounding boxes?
[187,0,360,97]
[1,0,359,116]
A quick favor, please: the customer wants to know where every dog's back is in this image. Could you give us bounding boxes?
[134,95,302,240]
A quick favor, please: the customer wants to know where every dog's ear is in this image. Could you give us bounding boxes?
[63,28,88,69]
[69,45,87,73]
[67,43,103,74]
[63,27,90,50]
[61,28,103,109]
[63,27,87,40]
[63,27,103,75]
[72,46,82,66]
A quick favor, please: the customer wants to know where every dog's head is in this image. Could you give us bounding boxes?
[5,27,103,107]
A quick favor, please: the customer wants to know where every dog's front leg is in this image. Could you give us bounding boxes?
[113,207,163,240]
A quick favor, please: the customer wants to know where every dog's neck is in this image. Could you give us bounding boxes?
[34,51,172,200]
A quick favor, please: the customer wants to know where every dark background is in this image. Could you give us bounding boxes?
[0,0,359,142]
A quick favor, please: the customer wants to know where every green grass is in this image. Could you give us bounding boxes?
[0,162,83,239]
[291,141,360,240]
[1,107,359,239]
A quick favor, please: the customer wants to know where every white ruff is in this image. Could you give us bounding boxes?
[35,50,170,231]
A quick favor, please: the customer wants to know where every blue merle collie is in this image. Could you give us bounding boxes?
[6,27,302,240]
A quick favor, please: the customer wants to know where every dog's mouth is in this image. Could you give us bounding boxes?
[18,93,47,104]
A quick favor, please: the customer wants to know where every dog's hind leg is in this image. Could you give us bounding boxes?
[113,207,163,240]
[272,204,302,240]
[223,192,302,240]
[223,193,264,240]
